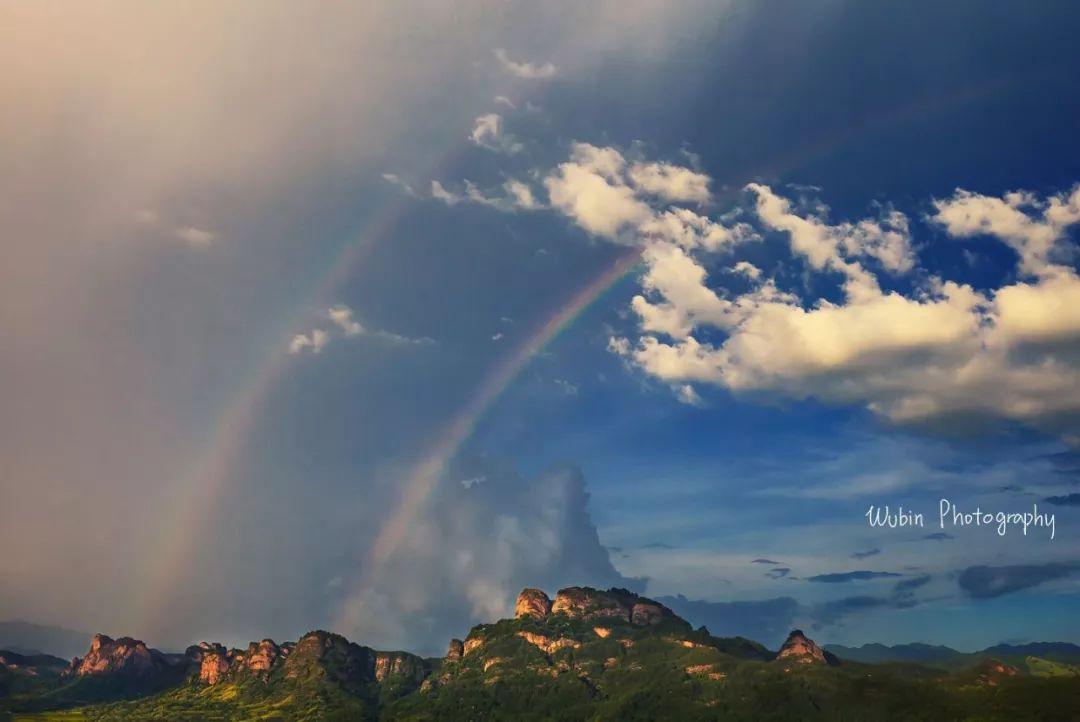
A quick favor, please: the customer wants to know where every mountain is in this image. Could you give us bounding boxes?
[0,650,67,698]
[826,640,1080,672]
[825,642,965,666]
[2,585,1080,720]
[0,621,93,659]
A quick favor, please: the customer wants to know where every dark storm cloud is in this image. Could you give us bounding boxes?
[957,563,1080,599]
[851,548,881,559]
[751,558,781,565]
[1044,493,1080,506]
[807,571,903,583]
[764,567,791,579]
[893,574,932,594]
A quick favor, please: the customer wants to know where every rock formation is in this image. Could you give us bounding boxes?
[64,634,172,680]
[514,588,553,620]
[445,638,464,662]
[545,586,677,626]
[516,631,581,655]
[775,629,836,666]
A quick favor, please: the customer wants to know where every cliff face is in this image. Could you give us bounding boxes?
[64,634,174,680]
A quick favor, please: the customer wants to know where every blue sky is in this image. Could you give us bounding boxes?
[3,0,1080,656]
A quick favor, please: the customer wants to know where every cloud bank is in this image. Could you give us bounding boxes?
[522,143,1080,440]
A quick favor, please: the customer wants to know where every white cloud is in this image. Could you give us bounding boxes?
[381,173,416,197]
[674,384,704,407]
[504,179,541,210]
[747,183,913,299]
[543,143,657,240]
[289,328,329,355]
[290,305,430,355]
[613,182,1080,439]
[174,225,216,246]
[931,185,1080,277]
[732,261,761,279]
[469,113,523,154]
[493,48,557,79]
[430,178,542,212]
[335,464,636,654]
[328,305,363,336]
[628,161,711,203]
[430,180,460,205]
[544,143,751,247]
[493,95,516,109]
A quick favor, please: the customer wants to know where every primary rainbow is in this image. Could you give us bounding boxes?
[334,249,642,632]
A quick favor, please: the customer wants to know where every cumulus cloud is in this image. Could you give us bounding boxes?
[493,48,557,79]
[544,143,750,249]
[469,113,523,154]
[627,161,711,203]
[607,181,1080,440]
[336,464,640,654]
[931,185,1080,277]
[957,562,1080,599]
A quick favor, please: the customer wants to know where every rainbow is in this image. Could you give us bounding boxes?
[134,76,1005,640]
[333,249,642,632]
[134,197,416,637]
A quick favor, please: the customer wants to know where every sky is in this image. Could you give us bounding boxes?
[3,0,1080,657]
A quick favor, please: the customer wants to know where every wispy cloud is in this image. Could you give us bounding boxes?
[807,570,903,583]
[493,48,557,79]
[469,113,523,154]
[174,226,216,246]
[289,305,431,355]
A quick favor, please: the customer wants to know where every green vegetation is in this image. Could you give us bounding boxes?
[3,592,1079,720]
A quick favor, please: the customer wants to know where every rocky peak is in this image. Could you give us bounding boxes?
[188,642,231,685]
[65,634,170,679]
[776,629,835,666]
[239,639,280,673]
[548,586,677,626]
[514,588,553,620]
[445,638,464,662]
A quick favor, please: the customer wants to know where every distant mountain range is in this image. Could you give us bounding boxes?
[2,587,1078,720]
[0,620,93,659]
[825,641,1080,669]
